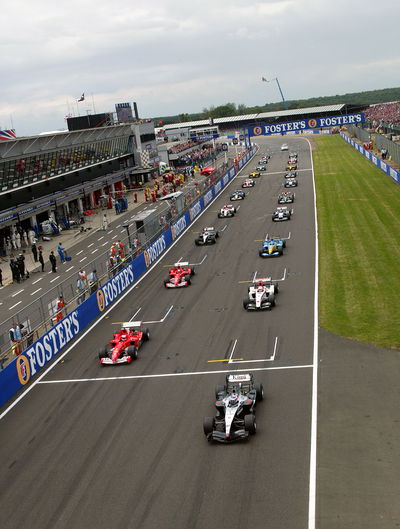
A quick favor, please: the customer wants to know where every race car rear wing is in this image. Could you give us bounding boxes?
[174,261,189,267]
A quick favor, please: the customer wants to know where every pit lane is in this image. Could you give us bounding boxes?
[0,136,317,529]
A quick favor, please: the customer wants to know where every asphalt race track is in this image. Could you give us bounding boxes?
[0,137,317,529]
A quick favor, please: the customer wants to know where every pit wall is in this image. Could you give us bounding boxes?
[0,152,253,407]
[341,132,400,184]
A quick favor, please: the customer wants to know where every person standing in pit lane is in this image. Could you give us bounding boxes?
[38,248,45,272]
[49,251,57,273]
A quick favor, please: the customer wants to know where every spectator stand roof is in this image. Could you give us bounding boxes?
[162,104,346,131]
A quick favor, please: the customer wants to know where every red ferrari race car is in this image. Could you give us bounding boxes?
[99,322,150,365]
[200,166,216,176]
[164,261,195,288]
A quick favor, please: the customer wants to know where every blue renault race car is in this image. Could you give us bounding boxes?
[259,237,286,257]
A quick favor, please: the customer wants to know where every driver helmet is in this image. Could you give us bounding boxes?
[229,394,239,407]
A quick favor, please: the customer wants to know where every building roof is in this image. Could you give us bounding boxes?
[162,104,346,131]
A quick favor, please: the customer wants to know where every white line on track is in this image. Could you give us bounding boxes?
[79,257,87,262]
[112,235,118,240]
[66,266,74,272]
[30,288,42,296]
[236,205,241,211]
[98,236,104,241]
[88,243,94,248]
[231,336,279,363]
[91,249,99,254]
[0,150,255,421]
[32,278,42,285]
[252,270,257,282]
[11,289,24,297]
[304,137,319,529]
[76,250,83,255]
[228,339,238,364]
[101,242,108,247]
[129,308,141,322]
[50,276,60,283]
[120,230,125,234]
[220,225,227,232]
[144,304,174,324]
[190,254,207,266]
[38,364,313,385]
[116,224,121,228]
[108,230,114,234]
[9,301,22,311]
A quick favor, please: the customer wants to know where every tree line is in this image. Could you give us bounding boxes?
[154,87,400,126]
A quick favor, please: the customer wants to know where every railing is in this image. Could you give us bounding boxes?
[0,157,237,368]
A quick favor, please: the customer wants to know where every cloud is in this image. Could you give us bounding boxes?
[0,0,399,135]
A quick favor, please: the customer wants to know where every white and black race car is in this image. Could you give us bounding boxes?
[243,278,279,310]
[230,190,246,201]
[255,164,266,171]
[284,178,298,188]
[284,170,297,178]
[218,204,236,218]
[272,206,291,221]
[203,373,263,443]
[195,227,219,245]
[278,191,295,204]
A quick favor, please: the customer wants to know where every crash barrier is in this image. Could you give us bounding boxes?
[341,133,400,185]
[0,150,255,407]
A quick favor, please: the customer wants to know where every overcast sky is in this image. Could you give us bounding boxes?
[1,0,399,136]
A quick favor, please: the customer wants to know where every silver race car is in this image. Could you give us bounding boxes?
[195,227,219,245]
[272,206,291,221]
[203,373,264,443]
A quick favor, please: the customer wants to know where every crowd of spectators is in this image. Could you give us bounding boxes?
[167,140,198,154]
[174,143,224,167]
[365,101,400,128]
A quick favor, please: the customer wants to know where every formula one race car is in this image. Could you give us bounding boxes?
[272,206,292,221]
[255,165,266,172]
[259,236,286,257]
[284,178,298,188]
[230,190,246,201]
[99,322,150,365]
[286,162,297,171]
[243,278,279,310]
[250,170,262,178]
[164,262,195,288]
[281,144,288,151]
[203,373,263,443]
[278,191,295,204]
[284,170,297,178]
[218,204,236,218]
[242,178,255,188]
[289,152,298,159]
[195,227,219,245]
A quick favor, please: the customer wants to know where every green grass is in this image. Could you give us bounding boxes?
[314,135,400,349]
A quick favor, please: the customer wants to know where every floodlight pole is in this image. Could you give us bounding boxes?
[262,76,287,109]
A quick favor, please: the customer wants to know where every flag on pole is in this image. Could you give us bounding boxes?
[261,77,267,82]
[77,93,85,102]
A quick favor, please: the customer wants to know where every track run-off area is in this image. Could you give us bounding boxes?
[5,133,397,529]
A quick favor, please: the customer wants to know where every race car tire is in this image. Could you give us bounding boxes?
[244,414,256,435]
[203,416,215,435]
[215,384,227,399]
[143,328,150,341]
[185,275,191,285]
[126,346,138,360]
[283,241,286,248]
[98,347,108,359]
[274,283,279,294]
[190,267,195,276]
[217,213,223,218]
[164,279,170,288]
[195,239,200,246]
[233,207,237,213]
[243,298,251,310]
[255,383,264,401]
[215,232,219,238]
[278,249,283,256]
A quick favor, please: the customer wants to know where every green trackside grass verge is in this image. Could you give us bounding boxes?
[313,134,400,349]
